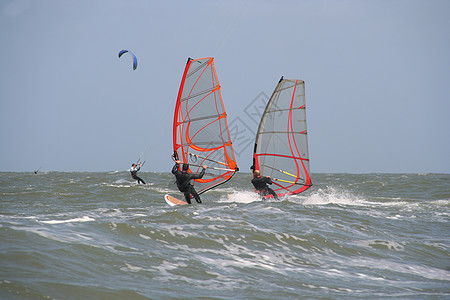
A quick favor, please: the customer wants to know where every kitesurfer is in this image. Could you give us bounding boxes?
[251,170,278,199]
[172,160,207,204]
[129,163,146,184]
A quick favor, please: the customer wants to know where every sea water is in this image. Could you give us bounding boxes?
[0,172,449,299]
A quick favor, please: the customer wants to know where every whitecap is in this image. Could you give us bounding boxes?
[122,263,143,272]
[40,216,95,224]
[220,190,261,204]
[139,234,151,240]
[302,187,365,206]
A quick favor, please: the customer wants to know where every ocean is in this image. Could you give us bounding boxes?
[0,172,449,299]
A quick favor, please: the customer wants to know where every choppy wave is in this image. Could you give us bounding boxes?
[0,172,449,299]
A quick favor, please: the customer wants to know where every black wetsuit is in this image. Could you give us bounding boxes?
[172,162,205,204]
[252,176,278,199]
[130,165,146,184]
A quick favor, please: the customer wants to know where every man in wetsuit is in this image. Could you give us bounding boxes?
[251,170,278,199]
[129,163,146,184]
[172,160,207,204]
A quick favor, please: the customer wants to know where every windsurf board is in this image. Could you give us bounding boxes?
[164,194,188,206]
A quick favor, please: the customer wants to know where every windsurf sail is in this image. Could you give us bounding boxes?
[173,57,238,194]
[252,77,312,197]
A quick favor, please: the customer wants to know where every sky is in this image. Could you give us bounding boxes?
[1,0,449,173]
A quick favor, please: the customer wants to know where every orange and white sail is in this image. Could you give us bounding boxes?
[173,57,238,194]
[252,77,312,197]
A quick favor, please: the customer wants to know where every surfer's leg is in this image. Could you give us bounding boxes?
[132,174,144,184]
[137,176,146,184]
[183,192,192,204]
[190,187,202,203]
[257,190,265,199]
[268,188,278,199]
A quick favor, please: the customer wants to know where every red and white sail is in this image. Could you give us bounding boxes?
[173,57,238,194]
[252,77,312,196]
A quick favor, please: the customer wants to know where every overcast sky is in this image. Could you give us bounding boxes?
[1,0,449,173]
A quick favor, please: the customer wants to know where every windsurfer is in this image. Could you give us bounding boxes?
[251,170,278,199]
[172,160,207,204]
[129,163,146,184]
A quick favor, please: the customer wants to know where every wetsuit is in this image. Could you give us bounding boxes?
[252,176,278,199]
[172,162,205,204]
[129,165,146,184]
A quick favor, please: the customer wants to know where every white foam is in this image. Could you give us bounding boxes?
[122,263,143,272]
[354,239,405,251]
[40,216,95,224]
[11,226,95,245]
[302,187,365,206]
[153,187,178,194]
[213,187,237,193]
[220,191,261,204]
[139,234,151,240]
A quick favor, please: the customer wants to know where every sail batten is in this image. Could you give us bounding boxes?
[252,78,312,197]
[264,107,305,113]
[180,86,218,102]
[177,113,226,125]
[258,131,307,134]
[173,57,238,194]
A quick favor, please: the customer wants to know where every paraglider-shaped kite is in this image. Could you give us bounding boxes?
[118,50,138,70]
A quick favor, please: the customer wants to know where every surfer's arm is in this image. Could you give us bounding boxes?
[266,177,273,185]
[191,167,206,180]
[251,178,259,190]
[199,167,206,178]
[171,163,179,174]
